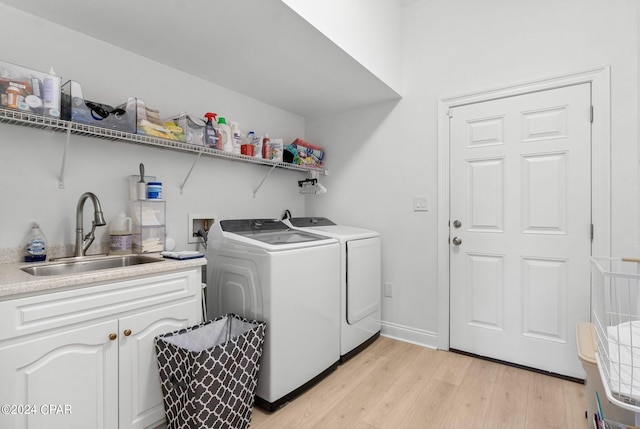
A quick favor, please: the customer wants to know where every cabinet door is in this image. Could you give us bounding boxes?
[118,300,198,429]
[0,319,119,429]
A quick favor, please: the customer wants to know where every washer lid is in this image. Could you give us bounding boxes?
[220,218,291,233]
[287,217,336,227]
[284,217,380,240]
[218,218,335,247]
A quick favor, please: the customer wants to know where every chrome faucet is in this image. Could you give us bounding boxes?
[75,192,107,257]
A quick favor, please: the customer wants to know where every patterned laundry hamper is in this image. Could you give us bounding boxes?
[155,313,266,429]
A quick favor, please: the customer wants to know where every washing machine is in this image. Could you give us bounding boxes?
[206,218,340,411]
[284,217,381,361]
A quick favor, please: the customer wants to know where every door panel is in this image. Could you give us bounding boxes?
[346,237,382,324]
[119,300,196,429]
[449,83,591,378]
[0,319,119,429]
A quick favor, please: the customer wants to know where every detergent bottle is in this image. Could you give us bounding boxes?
[109,212,132,255]
[230,121,242,155]
[217,117,233,153]
[203,112,219,149]
[248,131,263,158]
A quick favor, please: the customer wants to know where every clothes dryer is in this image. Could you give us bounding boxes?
[206,219,340,411]
[284,217,381,361]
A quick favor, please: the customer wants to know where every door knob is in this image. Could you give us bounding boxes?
[453,220,462,228]
[109,333,117,341]
[123,329,132,337]
[452,237,462,246]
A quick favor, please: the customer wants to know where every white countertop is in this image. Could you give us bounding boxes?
[0,254,207,300]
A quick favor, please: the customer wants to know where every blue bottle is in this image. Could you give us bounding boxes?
[24,222,47,262]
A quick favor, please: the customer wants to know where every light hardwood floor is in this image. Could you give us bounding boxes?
[248,336,588,429]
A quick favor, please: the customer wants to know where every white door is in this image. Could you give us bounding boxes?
[449,83,592,378]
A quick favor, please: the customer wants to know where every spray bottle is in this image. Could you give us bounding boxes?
[204,112,219,149]
[217,117,233,153]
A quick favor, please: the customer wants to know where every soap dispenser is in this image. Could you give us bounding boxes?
[24,222,47,262]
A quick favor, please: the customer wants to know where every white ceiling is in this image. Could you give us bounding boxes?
[1,0,401,118]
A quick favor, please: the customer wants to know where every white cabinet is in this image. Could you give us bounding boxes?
[0,269,202,429]
[119,301,194,429]
[0,318,119,429]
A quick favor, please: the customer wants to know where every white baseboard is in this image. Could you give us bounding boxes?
[381,321,438,349]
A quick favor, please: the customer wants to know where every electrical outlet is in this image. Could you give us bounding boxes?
[188,213,216,244]
[413,196,428,211]
[384,282,393,297]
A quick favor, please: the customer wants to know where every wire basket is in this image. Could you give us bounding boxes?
[592,256,640,414]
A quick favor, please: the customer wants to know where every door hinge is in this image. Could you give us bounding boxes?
[590,105,594,123]
[591,224,594,241]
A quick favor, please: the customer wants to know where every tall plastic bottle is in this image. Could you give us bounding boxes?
[262,134,271,159]
[230,121,242,155]
[24,222,47,262]
[109,212,132,255]
[43,67,61,117]
[247,131,263,158]
[217,117,233,153]
[203,112,219,149]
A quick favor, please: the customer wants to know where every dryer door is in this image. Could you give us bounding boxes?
[346,237,381,324]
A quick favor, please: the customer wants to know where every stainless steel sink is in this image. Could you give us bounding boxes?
[20,255,163,276]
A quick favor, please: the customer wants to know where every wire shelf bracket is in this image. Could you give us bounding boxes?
[253,165,277,198]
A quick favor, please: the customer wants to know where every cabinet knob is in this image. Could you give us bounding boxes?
[109,333,117,341]
[123,329,132,337]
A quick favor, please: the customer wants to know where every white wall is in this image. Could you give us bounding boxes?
[282,0,403,95]
[4,0,638,350]
[0,4,306,260]
[306,0,639,346]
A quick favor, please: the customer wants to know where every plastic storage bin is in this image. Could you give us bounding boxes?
[61,80,136,132]
[0,60,61,118]
[128,200,165,253]
[155,313,266,429]
[135,99,179,140]
[163,113,205,145]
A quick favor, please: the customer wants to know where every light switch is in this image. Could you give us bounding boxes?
[413,196,428,212]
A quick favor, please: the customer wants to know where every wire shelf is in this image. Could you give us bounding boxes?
[0,107,325,175]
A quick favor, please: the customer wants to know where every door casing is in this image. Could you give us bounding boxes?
[436,66,611,351]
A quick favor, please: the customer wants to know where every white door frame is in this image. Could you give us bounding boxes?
[436,66,611,351]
